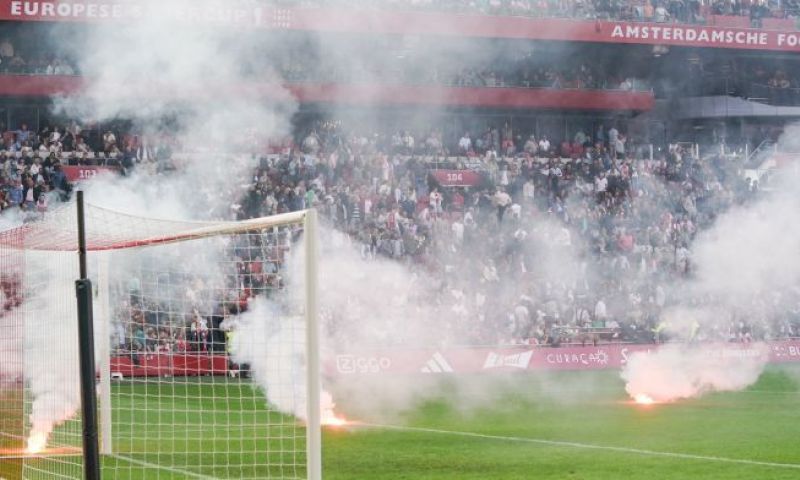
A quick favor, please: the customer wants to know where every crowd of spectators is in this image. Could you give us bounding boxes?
[276,0,800,26]
[1,33,648,94]
[0,121,158,214]
[746,64,800,105]
[98,116,788,349]
[2,115,797,350]
[225,120,795,346]
[110,232,292,356]
[0,123,71,213]
[278,53,649,91]
[0,37,77,76]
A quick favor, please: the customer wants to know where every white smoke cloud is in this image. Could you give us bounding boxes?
[692,188,800,304]
[52,0,295,221]
[228,297,308,418]
[23,251,103,450]
[0,206,24,231]
[622,343,769,403]
[16,0,297,449]
[227,219,595,423]
[225,227,443,423]
[622,127,800,401]
[227,296,342,424]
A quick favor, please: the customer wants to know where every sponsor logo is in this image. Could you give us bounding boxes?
[609,24,770,47]
[420,352,454,373]
[483,350,534,370]
[335,355,392,374]
[546,349,609,366]
[772,344,800,358]
[620,346,654,365]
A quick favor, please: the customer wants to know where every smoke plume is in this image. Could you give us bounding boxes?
[16,0,296,449]
[622,127,800,402]
[23,251,104,451]
[622,343,769,403]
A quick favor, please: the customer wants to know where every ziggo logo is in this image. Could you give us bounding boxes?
[336,355,392,374]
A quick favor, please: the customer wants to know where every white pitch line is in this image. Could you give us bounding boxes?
[359,423,800,470]
[109,454,223,480]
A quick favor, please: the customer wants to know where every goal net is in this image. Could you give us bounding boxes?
[0,203,321,480]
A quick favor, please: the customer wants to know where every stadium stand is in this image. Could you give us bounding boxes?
[1,116,796,348]
[1,1,799,352]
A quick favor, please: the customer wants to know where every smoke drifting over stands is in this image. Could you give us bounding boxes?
[1,0,799,356]
[3,115,794,350]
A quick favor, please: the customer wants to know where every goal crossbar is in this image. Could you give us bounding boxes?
[0,206,310,252]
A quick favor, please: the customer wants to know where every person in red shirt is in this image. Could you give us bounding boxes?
[617,228,635,252]
[387,207,398,232]
[560,140,572,158]
[451,190,465,212]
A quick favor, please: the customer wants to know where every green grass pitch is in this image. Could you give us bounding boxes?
[16,365,800,479]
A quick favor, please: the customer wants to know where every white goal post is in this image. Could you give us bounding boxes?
[0,204,321,480]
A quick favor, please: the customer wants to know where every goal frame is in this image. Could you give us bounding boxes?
[89,207,321,480]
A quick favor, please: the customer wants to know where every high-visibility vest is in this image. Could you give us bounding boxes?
[225,331,235,354]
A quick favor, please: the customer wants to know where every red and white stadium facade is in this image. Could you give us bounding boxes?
[4,1,800,52]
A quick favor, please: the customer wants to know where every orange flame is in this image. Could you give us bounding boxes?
[26,431,48,454]
[633,394,656,405]
[321,408,348,427]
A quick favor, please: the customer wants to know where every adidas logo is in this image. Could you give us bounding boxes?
[420,352,454,373]
[483,350,534,370]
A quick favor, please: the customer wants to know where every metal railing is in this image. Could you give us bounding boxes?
[748,83,800,107]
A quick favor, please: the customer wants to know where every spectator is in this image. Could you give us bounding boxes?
[0,37,13,61]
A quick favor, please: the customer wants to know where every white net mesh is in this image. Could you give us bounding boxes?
[0,228,29,480]
[0,203,317,480]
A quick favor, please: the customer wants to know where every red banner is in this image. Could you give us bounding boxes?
[279,9,800,53]
[0,1,268,26]
[110,354,228,377]
[430,169,483,187]
[329,340,800,376]
[2,3,800,52]
[61,165,118,182]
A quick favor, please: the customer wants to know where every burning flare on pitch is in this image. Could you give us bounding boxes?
[26,430,48,454]
[321,407,348,427]
[633,393,656,405]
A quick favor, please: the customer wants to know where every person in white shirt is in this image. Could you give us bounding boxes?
[451,219,464,246]
[103,131,117,152]
[458,133,472,153]
[523,179,535,204]
[492,188,512,223]
[538,136,550,153]
[523,135,537,155]
[654,5,669,22]
[594,298,608,325]
[595,172,608,195]
[615,134,626,159]
[429,188,443,214]
[608,126,618,155]
[499,166,509,186]
[463,208,476,229]
[402,132,415,152]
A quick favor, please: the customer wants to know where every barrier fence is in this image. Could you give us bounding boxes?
[109,340,800,378]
